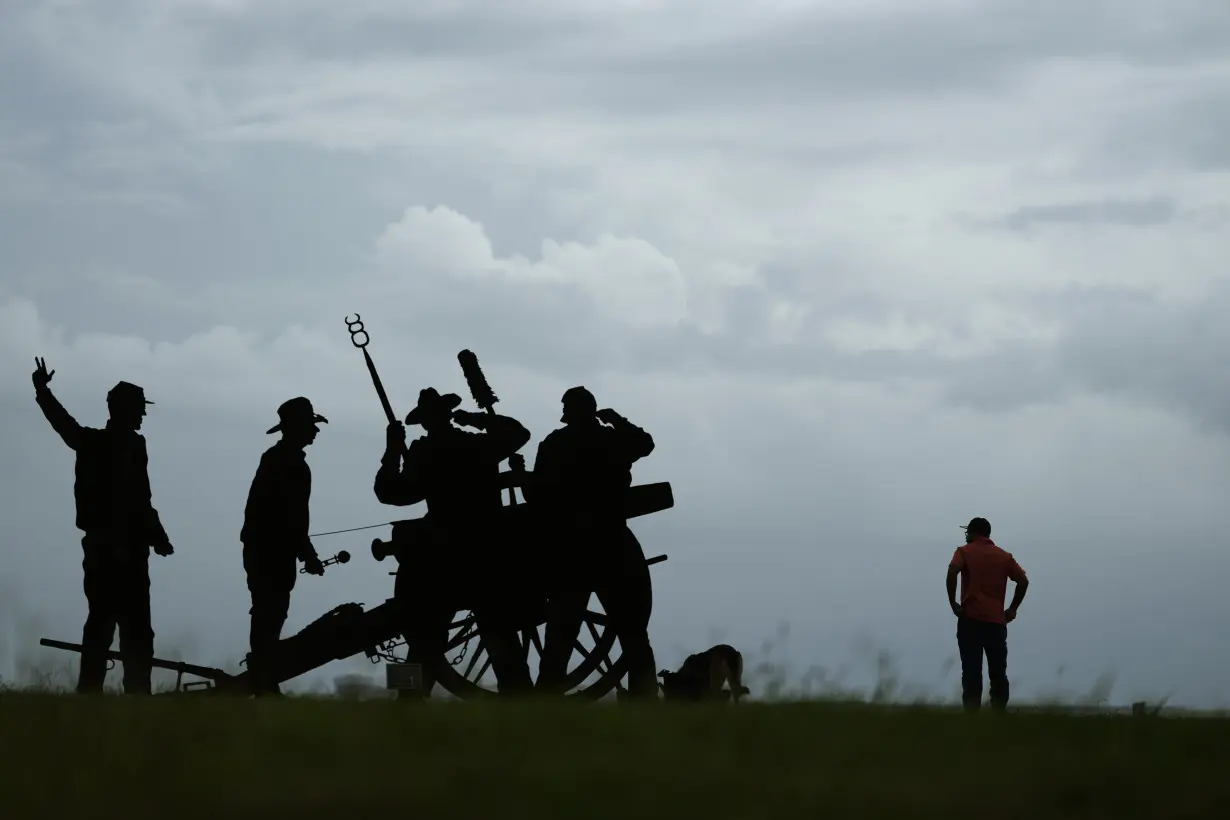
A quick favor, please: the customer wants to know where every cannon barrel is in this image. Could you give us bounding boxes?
[370,481,675,563]
[244,600,402,686]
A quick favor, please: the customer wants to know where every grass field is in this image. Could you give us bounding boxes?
[3,693,1228,820]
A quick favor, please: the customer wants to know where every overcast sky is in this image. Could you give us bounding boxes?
[2,0,1229,706]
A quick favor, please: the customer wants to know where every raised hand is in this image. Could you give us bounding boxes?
[32,357,55,390]
[596,408,623,425]
[451,409,484,429]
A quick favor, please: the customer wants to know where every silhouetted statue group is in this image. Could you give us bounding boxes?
[31,353,660,700]
[31,318,1032,710]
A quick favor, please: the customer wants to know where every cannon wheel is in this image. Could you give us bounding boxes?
[434,605,625,701]
[434,530,657,701]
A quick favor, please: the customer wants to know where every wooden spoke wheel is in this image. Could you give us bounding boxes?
[434,598,627,701]
[375,478,673,701]
[434,534,667,701]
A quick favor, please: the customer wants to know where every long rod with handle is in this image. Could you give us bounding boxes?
[346,315,397,425]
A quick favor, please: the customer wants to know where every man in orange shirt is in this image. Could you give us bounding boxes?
[946,517,1029,712]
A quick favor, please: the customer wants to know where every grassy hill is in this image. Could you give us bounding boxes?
[4,692,1228,820]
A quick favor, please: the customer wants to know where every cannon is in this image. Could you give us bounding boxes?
[37,476,674,701]
[37,547,403,696]
[39,599,402,696]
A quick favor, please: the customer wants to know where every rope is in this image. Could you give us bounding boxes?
[308,522,394,538]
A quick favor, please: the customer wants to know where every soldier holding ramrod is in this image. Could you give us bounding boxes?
[375,388,535,697]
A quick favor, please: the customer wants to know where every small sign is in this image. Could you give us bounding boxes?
[386,663,423,691]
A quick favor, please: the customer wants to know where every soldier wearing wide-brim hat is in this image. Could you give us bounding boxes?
[264,395,329,435]
[374,384,534,698]
[400,386,459,424]
[240,396,329,696]
[30,357,175,696]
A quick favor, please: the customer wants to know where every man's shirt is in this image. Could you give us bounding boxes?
[949,537,1028,625]
[240,440,313,561]
[36,387,167,547]
[531,419,655,527]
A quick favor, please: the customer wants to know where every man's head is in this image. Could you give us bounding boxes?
[963,517,992,542]
[266,397,328,446]
[405,388,463,433]
[106,381,153,432]
[560,386,598,426]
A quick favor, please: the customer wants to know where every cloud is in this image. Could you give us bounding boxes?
[372,205,689,327]
[5,0,1230,705]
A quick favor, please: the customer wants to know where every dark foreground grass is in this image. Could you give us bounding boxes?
[2,694,1228,820]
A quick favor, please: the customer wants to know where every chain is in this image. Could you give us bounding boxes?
[449,611,476,665]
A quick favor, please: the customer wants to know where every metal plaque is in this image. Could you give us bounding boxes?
[386,662,423,691]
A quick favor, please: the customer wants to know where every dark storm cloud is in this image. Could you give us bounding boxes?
[1093,86,1230,174]
[998,197,1178,231]
[17,0,1227,134]
[165,1,1230,113]
[926,282,1230,436]
[1054,284,1230,436]
[185,3,595,65]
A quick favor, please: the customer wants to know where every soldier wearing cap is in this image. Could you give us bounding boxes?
[30,357,174,695]
[240,397,328,696]
[529,386,659,699]
[374,387,534,698]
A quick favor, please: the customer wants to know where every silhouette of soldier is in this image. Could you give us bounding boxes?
[374,387,534,697]
[240,397,328,697]
[947,517,1030,713]
[31,357,174,695]
[530,386,659,699]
